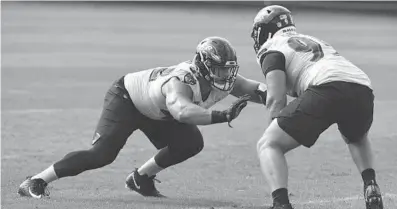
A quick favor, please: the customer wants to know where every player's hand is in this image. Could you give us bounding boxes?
[224,94,251,127]
[254,89,267,105]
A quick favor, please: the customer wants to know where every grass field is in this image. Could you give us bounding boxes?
[2,2,397,209]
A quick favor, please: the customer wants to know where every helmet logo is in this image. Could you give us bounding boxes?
[279,14,289,25]
[202,45,222,63]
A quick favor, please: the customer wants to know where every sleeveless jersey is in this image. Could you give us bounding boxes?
[124,61,230,120]
[256,31,371,97]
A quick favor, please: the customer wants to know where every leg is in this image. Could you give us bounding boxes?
[347,135,382,209]
[125,120,203,197]
[338,83,376,182]
[153,122,204,169]
[345,133,374,175]
[337,83,382,209]
[49,79,138,179]
[258,85,338,208]
[140,120,204,176]
[19,77,140,198]
[257,120,300,204]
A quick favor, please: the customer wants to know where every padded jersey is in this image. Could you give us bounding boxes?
[124,61,231,120]
[257,31,371,97]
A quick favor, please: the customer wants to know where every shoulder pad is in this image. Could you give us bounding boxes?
[182,72,197,85]
[257,40,274,66]
[172,62,199,85]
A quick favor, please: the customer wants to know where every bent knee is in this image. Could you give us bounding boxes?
[174,130,204,150]
[257,134,273,155]
[191,135,204,152]
[89,144,120,167]
[181,138,204,157]
[256,131,286,155]
[186,144,203,158]
[170,137,204,158]
[90,151,117,168]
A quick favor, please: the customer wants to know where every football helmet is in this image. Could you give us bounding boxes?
[194,36,239,91]
[251,5,295,53]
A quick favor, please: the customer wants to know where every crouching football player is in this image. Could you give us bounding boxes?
[18,36,268,198]
[251,5,383,209]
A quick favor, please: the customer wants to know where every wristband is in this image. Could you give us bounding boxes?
[211,111,228,124]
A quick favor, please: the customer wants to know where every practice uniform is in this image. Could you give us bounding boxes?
[92,61,230,162]
[257,30,374,147]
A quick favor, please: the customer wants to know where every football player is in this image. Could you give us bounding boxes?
[18,36,268,198]
[251,5,383,209]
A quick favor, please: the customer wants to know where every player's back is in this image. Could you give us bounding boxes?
[258,31,371,97]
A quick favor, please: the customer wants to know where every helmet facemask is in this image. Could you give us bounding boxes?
[251,25,272,54]
[197,51,239,91]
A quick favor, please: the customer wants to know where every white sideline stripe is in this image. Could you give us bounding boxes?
[297,193,397,205]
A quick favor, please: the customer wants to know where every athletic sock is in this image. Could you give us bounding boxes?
[272,188,290,205]
[137,157,164,177]
[362,168,376,185]
[31,165,58,184]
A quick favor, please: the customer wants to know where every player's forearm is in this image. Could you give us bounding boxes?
[248,86,263,104]
[266,97,286,125]
[171,104,229,125]
[232,76,267,104]
[250,83,267,104]
[166,90,229,125]
[175,104,213,125]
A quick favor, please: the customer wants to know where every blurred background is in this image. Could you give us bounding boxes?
[3,1,397,109]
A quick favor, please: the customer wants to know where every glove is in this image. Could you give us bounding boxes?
[224,94,251,127]
[254,89,267,105]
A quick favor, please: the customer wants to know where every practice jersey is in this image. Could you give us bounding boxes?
[124,61,230,120]
[256,31,371,97]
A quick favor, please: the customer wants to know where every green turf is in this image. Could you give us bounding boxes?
[2,2,397,209]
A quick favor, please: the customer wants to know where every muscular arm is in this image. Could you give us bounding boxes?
[261,51,288,125]
[163,77,214,125]
[231,74,267,104]
[164,77,212,125]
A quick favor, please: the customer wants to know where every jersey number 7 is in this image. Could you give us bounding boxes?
[287,37,324,62]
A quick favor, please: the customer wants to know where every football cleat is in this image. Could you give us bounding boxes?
[364,181,383,209]
[125,169,165,198]
[18,176,49,198]
[269,203,294,209]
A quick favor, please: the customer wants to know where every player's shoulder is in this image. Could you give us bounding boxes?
[300,33,333,47]
[256,37,287,66]
[257,34,291,56]
[172,61,198,86]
